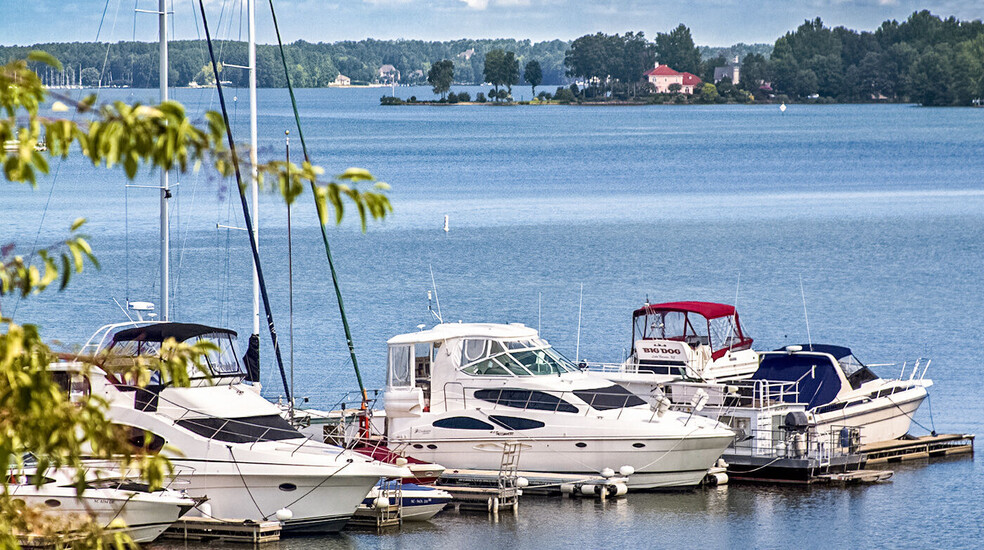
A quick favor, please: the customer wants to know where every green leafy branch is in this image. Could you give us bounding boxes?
[0,219,98,298]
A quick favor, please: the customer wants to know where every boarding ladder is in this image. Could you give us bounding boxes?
[496,441,522,511]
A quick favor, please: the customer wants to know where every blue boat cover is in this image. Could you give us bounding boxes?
[753,353,842,408]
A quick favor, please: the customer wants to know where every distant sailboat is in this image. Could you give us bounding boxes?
[443,214,449,233]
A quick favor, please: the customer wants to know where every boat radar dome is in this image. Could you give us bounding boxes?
[785,345,803,352]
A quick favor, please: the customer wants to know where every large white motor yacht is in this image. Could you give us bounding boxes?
[56,322,405,533]
[383,323,734,490]
[752,344,932,444]
[590,301,759,393]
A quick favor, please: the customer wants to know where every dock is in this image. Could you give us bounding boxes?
[161,518,282,544]
[861,433,975,464]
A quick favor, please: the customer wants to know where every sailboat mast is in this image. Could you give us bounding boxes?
[159,0,170,321]
[248,0,260,338]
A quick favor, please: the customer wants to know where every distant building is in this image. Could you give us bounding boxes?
[645,63,702,94]
[333,74,351,86]
[714,56,741,84]
[457,48,475,60]
[680,72,702,94]
[378,64,400,83]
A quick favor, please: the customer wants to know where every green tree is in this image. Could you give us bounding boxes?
[655,24,701,74]
[699,82,719,103]
[0,52,391,547]
[524,59,542,96]
[79,67,100,87]
[427,59,454,99]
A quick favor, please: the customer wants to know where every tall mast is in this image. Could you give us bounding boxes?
[159,0,170,321]
[249,0,260,339]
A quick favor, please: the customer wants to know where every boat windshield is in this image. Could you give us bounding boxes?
[460,339,577,376]
[106,331,244,379]
[634,310,749,354]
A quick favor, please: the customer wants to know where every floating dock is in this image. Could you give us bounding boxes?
[862,433,975,464]
[161,518,282,544]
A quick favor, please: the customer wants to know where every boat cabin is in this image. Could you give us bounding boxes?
[385,323,588,417]
[629,301,755,380]
[99,322,248,384]
[753,345,880,409]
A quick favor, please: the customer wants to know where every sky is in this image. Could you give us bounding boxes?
[1,0,983,47]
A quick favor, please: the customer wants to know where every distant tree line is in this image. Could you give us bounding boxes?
[0,38,571,89]
[761,11,984,105]
[8,11,984,105]
[562,12,984,106]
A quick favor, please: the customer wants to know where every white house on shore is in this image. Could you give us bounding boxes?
[333,74,351,86]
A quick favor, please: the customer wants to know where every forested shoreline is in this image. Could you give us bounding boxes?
[3,10,984,106]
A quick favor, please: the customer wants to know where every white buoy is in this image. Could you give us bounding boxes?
[516,476,529,488]
[619,465,635,477]
[600,467,615,479]
[275,508,293,521]
[198,502,212,518]
[373,496,390,510]
[395,457,408,466]
[780,102,787,113]
[443,214,449,233]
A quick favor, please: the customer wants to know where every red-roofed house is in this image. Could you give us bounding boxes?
[644,63,702,95]
[680,72,702,94]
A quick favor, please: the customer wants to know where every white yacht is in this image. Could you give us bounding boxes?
[590,301,759,394]
[383,323,734,490]
[56,321,405,533]
[7,466,195,543]
[752,344,932,444]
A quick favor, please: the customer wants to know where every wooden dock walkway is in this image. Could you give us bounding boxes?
[862,433,974,464]
[161,518,282,544]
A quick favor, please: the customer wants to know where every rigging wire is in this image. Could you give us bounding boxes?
[197,0,292,398]
[11,0,121,321]
[266,0,370,405]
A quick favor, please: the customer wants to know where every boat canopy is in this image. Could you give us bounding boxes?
[632,301,752,360]
[106,323,244,378]
[752,352,843,408]
[111,323,237,344]
[773,345,879,390]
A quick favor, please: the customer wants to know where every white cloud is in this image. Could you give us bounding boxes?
[458,0,531,10]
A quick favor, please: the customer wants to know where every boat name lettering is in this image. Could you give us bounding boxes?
[641,347,681,355]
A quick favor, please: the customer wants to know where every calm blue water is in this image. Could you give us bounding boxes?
[3,87,982,548]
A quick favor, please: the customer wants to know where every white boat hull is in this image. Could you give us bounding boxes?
[169,458,383,533]
[813,386,928,445]
[9,487,193,543]
[392,433,730,490]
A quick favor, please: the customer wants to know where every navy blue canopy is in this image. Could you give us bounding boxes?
[773,344,852,360]
[753,352,842,409]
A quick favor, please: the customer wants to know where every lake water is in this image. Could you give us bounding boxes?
[3,86,982,547]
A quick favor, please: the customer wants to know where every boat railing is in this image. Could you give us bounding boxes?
[726,423,862,463]
[666,379,803,411]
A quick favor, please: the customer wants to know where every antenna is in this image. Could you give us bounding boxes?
[575,283,583,362]
[429,265,443,323]
[537,291,542,333]
[799,275,812,349]
[729,271,740,353]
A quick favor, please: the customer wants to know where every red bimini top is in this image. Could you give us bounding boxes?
[633,301,736,319]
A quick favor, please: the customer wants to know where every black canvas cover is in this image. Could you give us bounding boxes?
[243,333,260,383]
[112,323,236,344]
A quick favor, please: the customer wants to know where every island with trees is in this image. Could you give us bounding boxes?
[4,10,984,106]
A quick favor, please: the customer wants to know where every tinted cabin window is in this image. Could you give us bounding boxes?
[432,417,495,430]
[474,389,579,413]
[488,415,545,430]
[573,385,647,410]
[177,414,301,443]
